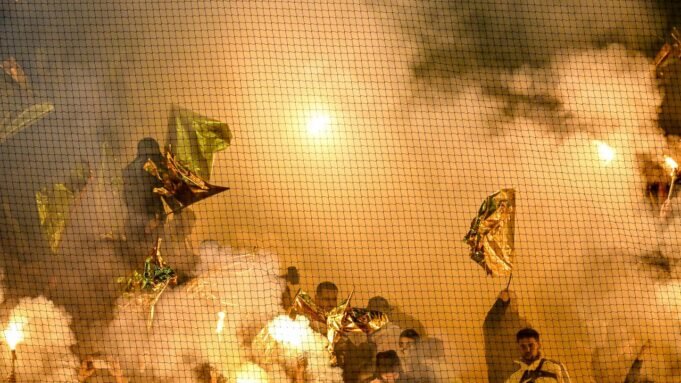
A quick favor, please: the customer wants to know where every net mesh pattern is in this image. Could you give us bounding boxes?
[1,1,681,382]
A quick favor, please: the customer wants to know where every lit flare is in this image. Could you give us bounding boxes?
[3,318,26,351]
[216,311,226,334]
[664,156,678,175]
[306,112,331,138]
[594,141,615,164]
[267,315,306,350]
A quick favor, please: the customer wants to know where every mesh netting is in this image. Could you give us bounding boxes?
[1,1,681,382]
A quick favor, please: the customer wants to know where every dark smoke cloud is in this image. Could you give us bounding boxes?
[409,0,666,77]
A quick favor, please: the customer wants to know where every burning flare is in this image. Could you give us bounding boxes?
[594,141,615,164]
[3,317,26,351]
[306,112,331,138]
[664,155,678,174]
[267,315,307,350]
[216,311,226,334]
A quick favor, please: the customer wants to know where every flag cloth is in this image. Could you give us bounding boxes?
[144,147,229,215]
[35,163,90,253]
[36,184,74,253]
[290,290,389,365]
[168,106,232,180]
[464,188,516,276]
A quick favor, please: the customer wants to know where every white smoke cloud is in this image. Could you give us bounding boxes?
[101,241,285,382]
[2,1,681,382]
[0,296,79,383]
[251,315,344,383]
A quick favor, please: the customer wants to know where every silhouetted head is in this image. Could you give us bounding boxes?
[137,137,161,157]
[367,296,391,314]
[375,350,402,382]
[315,281,338,312]
[284,266,300,285]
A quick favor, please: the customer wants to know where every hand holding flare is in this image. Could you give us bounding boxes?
[3,318,24,383]
[660,156,678,219]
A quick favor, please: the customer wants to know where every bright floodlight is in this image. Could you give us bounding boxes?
[306,112,331,138]
[595,141,615,164]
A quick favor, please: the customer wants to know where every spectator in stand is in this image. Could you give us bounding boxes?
[398,329,436,383]
[398,329,421,355]
[122,138,165,241]
[371,350,405,383]
[484,289,530,383]
[356,362,376,383]
[367,296,426,338]
[309,281,339,336]
[505,328,570,383]
[365,297,402,353]
[343,340,378,383]
[315,281,339,312]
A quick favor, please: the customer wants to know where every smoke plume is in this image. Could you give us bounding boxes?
[1,0,681,382]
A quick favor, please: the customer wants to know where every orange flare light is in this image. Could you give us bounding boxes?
[267,315,306,350]
[216,311,226,334]
[306,112,331,138]
[236,363,269,383]
[594,141,615,164]
[665,155,678,174]
[3,318,25,351]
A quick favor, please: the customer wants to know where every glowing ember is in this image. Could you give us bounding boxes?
[594,141,615,163]
[306,112,331,138]
[215,311,226,334]
[3,317,26,351]
[236,363,269,383]
[267,315,306,349]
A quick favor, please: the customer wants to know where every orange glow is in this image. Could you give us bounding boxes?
[267,315,306,350]
[216,311,226,334]
[3,317,26,351]
[306,111,331,138]
[236,363,269,383]
[594,141,615,164]
[665,155,678,174]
